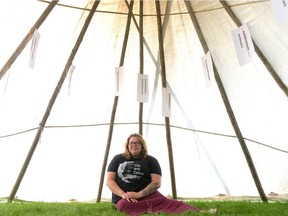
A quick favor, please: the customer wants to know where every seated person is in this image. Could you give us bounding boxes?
[106,133,201,215]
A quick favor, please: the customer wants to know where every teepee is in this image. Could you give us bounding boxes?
[0,0,288,203]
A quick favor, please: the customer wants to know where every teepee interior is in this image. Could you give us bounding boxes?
[0,0,288,202]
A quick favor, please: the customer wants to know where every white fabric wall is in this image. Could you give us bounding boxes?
[0,0,287,202]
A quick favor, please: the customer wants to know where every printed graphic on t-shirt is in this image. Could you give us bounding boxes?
[118,161,144,183]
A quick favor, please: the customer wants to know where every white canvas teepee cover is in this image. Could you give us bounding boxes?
[0,0,288,202]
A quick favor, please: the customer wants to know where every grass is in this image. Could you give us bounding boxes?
[0,200,287,216]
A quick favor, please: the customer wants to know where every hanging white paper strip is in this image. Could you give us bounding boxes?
[231,24,255,66]
[201,51,214,88]
[29,30,41,69]
[162,87,171,117]
[137,74,149,103]
[115,66,124,96]
[271,0,288,22]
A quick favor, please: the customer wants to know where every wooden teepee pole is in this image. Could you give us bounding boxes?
[155,0,177,199]
[138,0,144,134]
[184,1,268,203]
[220,0,288,97]
[0,0,58,81]
[96,0,135,203]
[8,0,101,202]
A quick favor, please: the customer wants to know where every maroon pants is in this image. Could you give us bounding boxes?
[116,190,200,216]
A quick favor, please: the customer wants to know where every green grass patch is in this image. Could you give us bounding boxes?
[0,200,287,215]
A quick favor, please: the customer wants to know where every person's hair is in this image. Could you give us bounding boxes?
[123,133,148,159]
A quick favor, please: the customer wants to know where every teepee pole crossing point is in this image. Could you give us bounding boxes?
[184,1,268,203]
[0,1,58,81]
[8,0,101,202]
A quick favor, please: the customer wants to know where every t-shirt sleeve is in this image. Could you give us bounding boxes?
[149,156,162,176]
[107,154,121,172]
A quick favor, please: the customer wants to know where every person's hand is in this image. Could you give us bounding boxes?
[126,191,143,200]
[120,192,138,202]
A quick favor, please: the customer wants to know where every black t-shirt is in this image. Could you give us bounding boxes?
[107,153,162,203]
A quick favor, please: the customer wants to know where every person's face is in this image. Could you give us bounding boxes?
[128,136,142,157]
